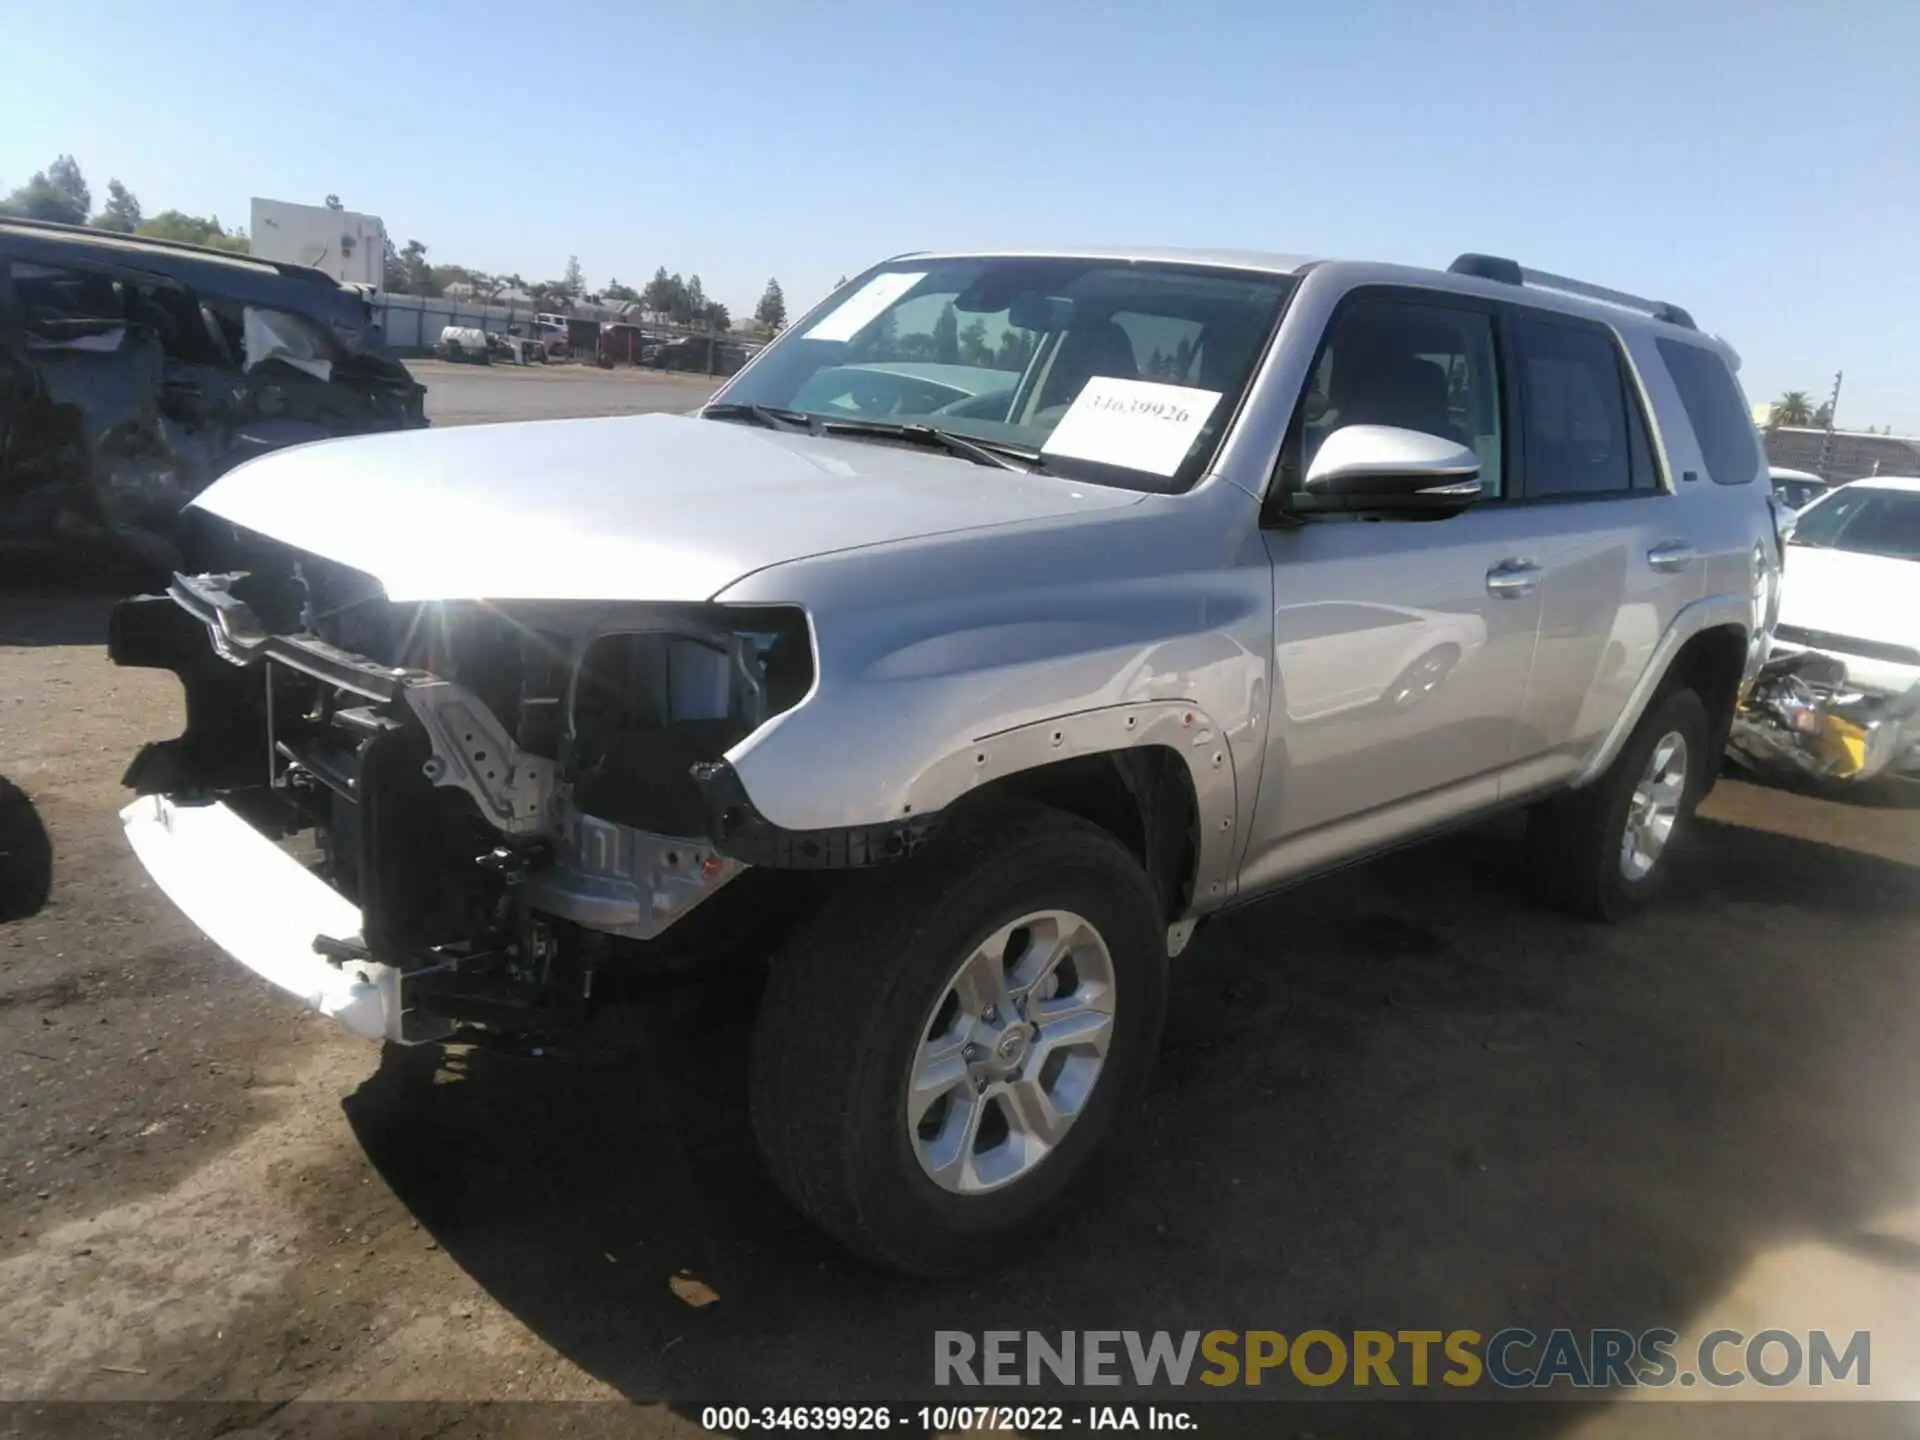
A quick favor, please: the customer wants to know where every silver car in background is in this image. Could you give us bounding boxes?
[112,246,1778,1274]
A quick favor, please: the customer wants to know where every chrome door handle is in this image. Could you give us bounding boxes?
[1486,559,1541,599]
[1647,541,1698,573]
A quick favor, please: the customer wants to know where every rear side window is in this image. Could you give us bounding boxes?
[1512,316,1632,496]
[1657,339,1760,485]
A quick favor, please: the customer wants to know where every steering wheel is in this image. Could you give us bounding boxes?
[932,389,1015,421]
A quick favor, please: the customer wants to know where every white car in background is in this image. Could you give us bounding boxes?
[1755,476,1920,780]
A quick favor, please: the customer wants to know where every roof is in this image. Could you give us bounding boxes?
[0,214,332,284]
[891,245,1318,275]
[1770,466,1825,482]
[1842,474,1920,494]
[879,245,1720,352]
[2,214,379,345]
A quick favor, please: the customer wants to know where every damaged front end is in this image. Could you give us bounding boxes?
[111,547,824,1044]
[1728,649,1920,784]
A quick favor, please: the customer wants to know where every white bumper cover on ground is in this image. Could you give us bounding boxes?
[120,794,402,1041]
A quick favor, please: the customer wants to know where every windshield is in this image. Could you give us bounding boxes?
[1789,486,1920,561]
[707,256,1295,492]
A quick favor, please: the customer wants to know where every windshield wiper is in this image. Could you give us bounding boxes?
[702,402,819,434]
[815,419,1038,472]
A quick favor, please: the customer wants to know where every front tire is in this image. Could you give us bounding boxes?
[1527,686,1710,920]
[749,800,1167,1276]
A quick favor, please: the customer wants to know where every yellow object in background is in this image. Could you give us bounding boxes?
[1815,714,1870,777]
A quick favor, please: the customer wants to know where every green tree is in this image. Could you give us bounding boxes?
[90,178,142,233]
[1812,401,1834,428]
[603,278,641,303]
[639,266,682,314]
[1770,390,1814,427]
[958,317,992,366]
[397,239,438,296]
[933,302,960,364]
[137,210,249,251]
[2,153,91,224]
[995,328,1034,370]
[46,155,90,217]
[562,254,585,299]
[324,193,343,210]
[755,277,787,332]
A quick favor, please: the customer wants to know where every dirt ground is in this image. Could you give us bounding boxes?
[1,371,1916,1437]
[413,360,718,427]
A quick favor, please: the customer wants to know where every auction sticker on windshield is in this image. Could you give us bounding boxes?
[1042,376,1224,477]
[803,271,928,342]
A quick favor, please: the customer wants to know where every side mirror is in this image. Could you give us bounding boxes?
[1294,424,1484,517]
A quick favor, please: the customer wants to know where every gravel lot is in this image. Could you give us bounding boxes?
[2,364,1916,1436]
[415,359,718,427]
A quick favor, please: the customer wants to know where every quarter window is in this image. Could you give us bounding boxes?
[1658,338,1761,485]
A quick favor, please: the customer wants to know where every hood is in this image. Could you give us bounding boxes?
[191,412,1141,602]
[1778,544,1920,650]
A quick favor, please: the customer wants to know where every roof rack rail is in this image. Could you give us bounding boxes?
[1446,252,1696,330]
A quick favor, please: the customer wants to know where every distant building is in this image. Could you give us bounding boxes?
[1763,425,1920,483]
[249,198,386,287]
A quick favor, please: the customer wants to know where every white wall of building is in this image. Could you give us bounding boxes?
[249,198,385,287]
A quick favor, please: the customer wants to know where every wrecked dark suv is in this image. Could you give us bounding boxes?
[0,218,426,576]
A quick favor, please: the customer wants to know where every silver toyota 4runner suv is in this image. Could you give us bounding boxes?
[112,248,1780,1275]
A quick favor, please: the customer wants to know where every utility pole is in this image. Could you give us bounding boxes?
[1815,370,1843,480]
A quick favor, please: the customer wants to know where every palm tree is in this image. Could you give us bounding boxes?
[1770,390,1815,427]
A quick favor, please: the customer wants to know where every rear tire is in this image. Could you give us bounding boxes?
[749,800,1167,1276]
[1527,686,1710,921]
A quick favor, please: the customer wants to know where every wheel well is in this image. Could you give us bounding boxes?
[1661,623,1748,792]
[958,748,1200,921]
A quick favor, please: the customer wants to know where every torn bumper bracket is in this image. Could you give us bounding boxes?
[691,758,939,868]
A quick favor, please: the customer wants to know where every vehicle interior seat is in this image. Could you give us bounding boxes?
[1031,318,1139,417]
[1329,344,1465,447]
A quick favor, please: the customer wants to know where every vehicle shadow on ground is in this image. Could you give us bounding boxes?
[0,775,53,923]
[1725,760,1920,812]
[342,804,1919,1429]
[0,590,118,647]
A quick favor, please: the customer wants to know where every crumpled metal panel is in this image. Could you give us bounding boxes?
[1729,649,1920,783]
[1,238,427,573]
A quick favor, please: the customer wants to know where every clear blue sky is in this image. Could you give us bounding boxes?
[4,0,1915,429]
